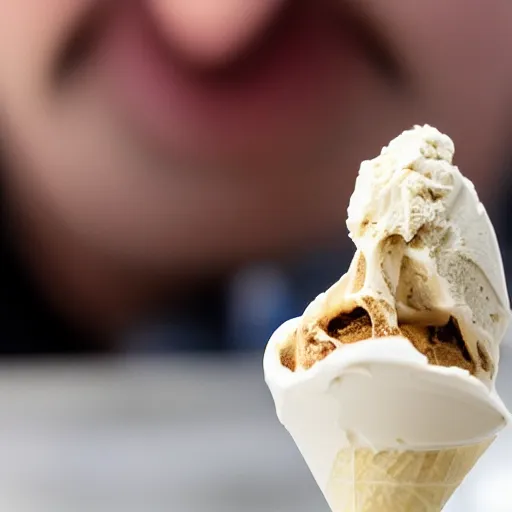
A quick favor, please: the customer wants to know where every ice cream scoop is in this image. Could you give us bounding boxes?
[263,125,511,511]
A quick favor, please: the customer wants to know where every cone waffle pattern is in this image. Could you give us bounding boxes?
[325,440,493,512]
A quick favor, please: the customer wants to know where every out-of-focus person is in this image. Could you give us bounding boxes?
[1,0,511,353]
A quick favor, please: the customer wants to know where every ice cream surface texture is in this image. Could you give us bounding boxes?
[263,125,511,511]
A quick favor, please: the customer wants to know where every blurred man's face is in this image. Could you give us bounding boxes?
[1,0,511,274]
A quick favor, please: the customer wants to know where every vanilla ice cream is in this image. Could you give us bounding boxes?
[263,125,511,511]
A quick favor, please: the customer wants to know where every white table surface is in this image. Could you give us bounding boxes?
[0,348,510,512]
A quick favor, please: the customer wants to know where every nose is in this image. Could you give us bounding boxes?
[147,0,288,68]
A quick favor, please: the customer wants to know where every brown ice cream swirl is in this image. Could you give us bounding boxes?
[279,237,478,376]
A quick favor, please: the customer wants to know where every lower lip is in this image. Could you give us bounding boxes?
[93,3,369,160]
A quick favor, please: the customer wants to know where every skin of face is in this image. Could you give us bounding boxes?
[0,0,511,331]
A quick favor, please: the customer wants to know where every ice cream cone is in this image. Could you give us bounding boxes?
[264,320,509,512]
[325,441,493,512]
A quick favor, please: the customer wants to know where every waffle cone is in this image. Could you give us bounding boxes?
[324,439,494,512]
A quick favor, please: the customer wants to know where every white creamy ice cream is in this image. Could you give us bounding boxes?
[263,125,511,511]
[345,124,509,381]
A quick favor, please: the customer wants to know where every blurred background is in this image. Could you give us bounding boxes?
[1,0,512,510]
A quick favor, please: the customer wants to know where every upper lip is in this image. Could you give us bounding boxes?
[151,0,407,86]
[53,0,406,90]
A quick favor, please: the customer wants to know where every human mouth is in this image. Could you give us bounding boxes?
[54,0,404,163]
